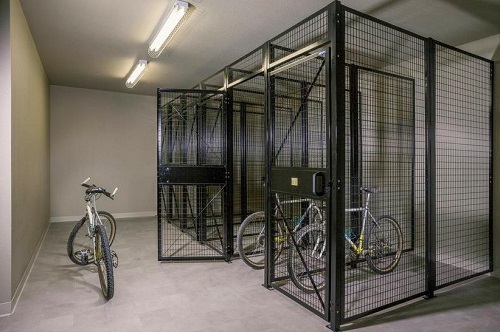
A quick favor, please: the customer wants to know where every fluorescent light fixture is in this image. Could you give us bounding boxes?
[148,0,189,58]
[125,60,148,88]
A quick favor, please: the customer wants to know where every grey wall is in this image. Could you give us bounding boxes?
[50,86,156,220]
[0,0,12,315]
[10,0,50,300]
[0,0,50,315]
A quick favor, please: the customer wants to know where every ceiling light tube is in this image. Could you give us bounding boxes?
[125,60,148,88]
[148,0,189,58]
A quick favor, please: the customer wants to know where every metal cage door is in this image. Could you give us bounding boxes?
[157,89,232,261]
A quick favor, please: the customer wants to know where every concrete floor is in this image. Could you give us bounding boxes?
[1,217,500,332]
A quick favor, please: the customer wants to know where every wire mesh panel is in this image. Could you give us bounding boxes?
[269,193,327,315]
[269,40,328,317]
[158,89,229,260]
[232,75,266,253]
[269,8,328,63]
[232,75,265,264]
[342,7,427,321]
[229,47,263,85]
[434,43,492,287]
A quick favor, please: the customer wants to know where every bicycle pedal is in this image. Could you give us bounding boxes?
[111,250,119,268]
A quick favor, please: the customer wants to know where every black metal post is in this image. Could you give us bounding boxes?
[240,102,248,221]
[424,38,436,299]
[264,41,274,289]
[328,1,346,330]
[225,67,235,261]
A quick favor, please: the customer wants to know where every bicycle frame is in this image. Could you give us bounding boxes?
[345,191,374,255]
[275,195,323,234]
[85,194,104,237]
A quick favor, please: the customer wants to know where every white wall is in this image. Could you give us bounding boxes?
[0,0,12,316]
[50,86,157,220]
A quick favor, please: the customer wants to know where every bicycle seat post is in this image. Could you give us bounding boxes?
[363,190,372,213]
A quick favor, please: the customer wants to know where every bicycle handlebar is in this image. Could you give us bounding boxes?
[81,177,118,199]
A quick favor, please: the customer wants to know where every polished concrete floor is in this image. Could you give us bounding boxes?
[1,217,500,332]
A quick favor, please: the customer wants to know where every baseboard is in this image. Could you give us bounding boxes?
[112,211,157,219]
[0,301,11,317]
[7,220,51,316]
[50,211,157,223]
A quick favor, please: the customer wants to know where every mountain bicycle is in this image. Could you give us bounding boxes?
[288,186,403,293]
[67,177,119,300]
[236,193,324,270]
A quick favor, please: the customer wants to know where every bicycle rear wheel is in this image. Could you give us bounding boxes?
[95,224,114,300]
[365,216,403,274]
[287,223,326,294]
[67,211,116,265]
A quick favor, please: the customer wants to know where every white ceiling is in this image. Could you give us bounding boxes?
[19,0,500,96]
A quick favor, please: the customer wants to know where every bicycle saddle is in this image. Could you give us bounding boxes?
[362,186,380,194]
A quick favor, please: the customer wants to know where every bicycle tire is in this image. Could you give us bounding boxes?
[95,224,114,300]
[67,211,116,265]
[365,216,403,274]
[237,211,284,269]
[287,223,326,294]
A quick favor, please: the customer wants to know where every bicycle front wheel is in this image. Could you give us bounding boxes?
[67,211,116,265]
[365,216,403,274]
[287,223,326,294]
[237,212,267,269]
[95,224,114,300]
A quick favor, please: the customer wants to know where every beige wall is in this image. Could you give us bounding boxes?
[0,0,50,315]
[50,86,156,220]
[10,0,50,300]
[0,0,12,314]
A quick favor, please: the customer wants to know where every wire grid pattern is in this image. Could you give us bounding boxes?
[343,9,426,320]
[199,70,225,90]
[269,47,327,315]
[159,91,225,166]
[232,76,266,251]
[271,54,327,169]
[158,90,227,259]
[434,45,491,287]
[269,9,328,63]
[233,109,242,217]
[270,193,327,315]
[159,184,226,258]
[229,47,263,84]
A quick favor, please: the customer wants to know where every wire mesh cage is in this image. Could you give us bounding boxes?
[156,1,493,329]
